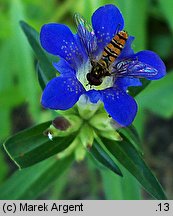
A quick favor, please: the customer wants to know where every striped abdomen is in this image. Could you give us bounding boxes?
[87,30,128,86]
[99,30,128,67]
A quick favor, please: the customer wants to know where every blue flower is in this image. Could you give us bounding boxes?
[40,4,166,126]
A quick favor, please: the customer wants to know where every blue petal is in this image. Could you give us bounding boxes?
[85,90,101,103]
[74,13,97,58]
[53,59,75,77]
[74,33,88,61]
[41,76,85,110]
[115,77,142,91]
[100,87,137,126]
[40,23,85,69]
[92,4,124,53]
[133,50,166,80]
[117,36,135,60]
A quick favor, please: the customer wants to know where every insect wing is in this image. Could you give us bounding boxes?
[114,59,158,78]
[74,13,97,58]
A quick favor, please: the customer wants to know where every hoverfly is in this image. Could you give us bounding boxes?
[87,30,128,86]
[74,13,157,86]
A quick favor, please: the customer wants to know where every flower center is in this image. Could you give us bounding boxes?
[76,59,114,91]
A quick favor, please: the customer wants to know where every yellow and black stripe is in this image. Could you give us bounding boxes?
[86,30,128,86]
[99,30,128,67]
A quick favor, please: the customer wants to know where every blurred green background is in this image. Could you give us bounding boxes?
[0,0,173,199]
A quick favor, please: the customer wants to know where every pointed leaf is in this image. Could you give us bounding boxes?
[0,155,73,200]
[100,136,167,200]
[3,121,76,168]
[20,21,57,84]
[118,125,143,154]
[36,63,47,90]
[89,140,123,177]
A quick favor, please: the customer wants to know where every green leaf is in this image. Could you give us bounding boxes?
[73,0,100,21]
[101,168,141,200]
[89,140,122,177]
[100,136,167,200]
[0,86,24,109]
[0,155,73,200]
[129,79,150,97]
[49,170,69,199]
[10,0,40,121]
[4,121,76,168]
[118,125,142,154]
[20,21,57,84]
[116,0,148,51]
[36,63,47,90]
[136,71,173,118]
[158,0,173,32]
[0,148,9,185]
[0,42,15,139]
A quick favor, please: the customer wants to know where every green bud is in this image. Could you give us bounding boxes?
[89,113,122,141]
[89,113,112,131]
[75,144,86,162]
[97,130,122,141]
[79,123,94,148]
[44,114,82,138]
[57,136,80,159]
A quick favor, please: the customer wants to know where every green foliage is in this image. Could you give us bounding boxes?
[136,71,173,118]
[0,155,73,200]
[0,0,172,200]
[10,0,41,121]
[4,121,77,168]
[20,21,57,85]
[99,135,167,200]
[89,139,122,177]
[118,125,142,153]
[116,0,147,51]
[158,0,173,32]
[101,166,141,200]
[0,148,9,185]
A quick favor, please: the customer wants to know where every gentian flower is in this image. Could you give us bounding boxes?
[40,4,166,126]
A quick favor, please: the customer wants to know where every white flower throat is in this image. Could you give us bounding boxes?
[76,59,114,91]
